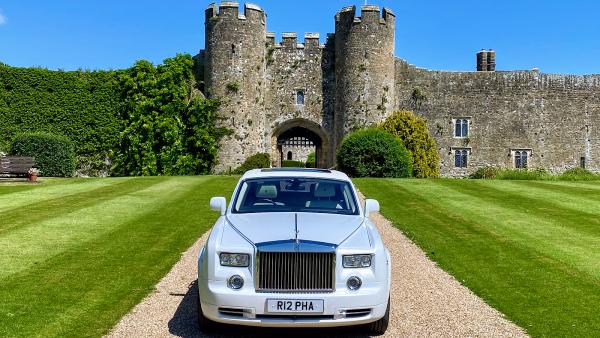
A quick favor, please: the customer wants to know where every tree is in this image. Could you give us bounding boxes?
[113,54,227,176]
[379,110,440,178]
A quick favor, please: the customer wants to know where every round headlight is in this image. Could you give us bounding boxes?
[227,275,244,290]
[346,276,362,290]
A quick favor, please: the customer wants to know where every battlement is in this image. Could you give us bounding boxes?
[266,32,323,49]
[205,2,265,23]
[335,5,395,26]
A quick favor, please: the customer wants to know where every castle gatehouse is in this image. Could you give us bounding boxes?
[201,2,600,176]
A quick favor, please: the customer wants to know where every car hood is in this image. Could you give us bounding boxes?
[225,212,364,246]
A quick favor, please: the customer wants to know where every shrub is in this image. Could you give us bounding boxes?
[337,128,412,178]
[470,168,553,180]
[305,151,316,168]
[10,132,76,177]
[282,160,304,168]
[558,168,600,181]
[232,153,270,174]
[470,167,500,179]
[379,110,440,178]
[496,168,551,180]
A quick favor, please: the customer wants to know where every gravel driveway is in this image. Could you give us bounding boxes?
[107,196,527,338]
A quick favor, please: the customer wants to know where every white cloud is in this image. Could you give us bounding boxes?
[0,11,6,25]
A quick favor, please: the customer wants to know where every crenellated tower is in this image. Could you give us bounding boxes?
[204,2,267,172]
[333,5,396,149]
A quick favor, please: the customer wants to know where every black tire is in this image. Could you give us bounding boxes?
[197,298,218,334]
[367,297,390,335]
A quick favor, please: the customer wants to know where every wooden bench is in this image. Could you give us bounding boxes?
[0,156,36,178]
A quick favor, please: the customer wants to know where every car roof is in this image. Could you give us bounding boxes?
[240,168,351,181]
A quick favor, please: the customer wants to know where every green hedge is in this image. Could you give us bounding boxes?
[282,160,305,168]
[10,132,76,177]
[232,153,270,174]
[0,55,225,176]
[337,128,412,178]
[470,167,600,181]
[0,64,122,173]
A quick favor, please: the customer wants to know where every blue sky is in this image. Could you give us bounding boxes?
[1,1,599,74]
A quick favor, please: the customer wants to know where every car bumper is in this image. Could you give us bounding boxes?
[198,279,389,327]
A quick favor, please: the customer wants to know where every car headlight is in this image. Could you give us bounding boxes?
[343,254,372,268]
[219,253,250,267]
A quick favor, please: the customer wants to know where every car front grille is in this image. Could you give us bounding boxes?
[256,251,335,293]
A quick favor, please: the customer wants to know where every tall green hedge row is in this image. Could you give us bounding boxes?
[0,64,122,172]
[0,54,226,176]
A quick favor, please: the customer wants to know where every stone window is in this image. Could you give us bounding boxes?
[454,149,469,168]
[513,150,530,169]
[454,118,469,138]
[296,90,305,105]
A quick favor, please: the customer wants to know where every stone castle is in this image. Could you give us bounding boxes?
[201,2,600,176]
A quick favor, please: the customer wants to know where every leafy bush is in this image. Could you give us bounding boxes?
[232,153,270,174]
[470,167,500,179]
[112,54,229,176]
[337,128,412,178]
[305,152,316,168]
[558,168,600,181]
[282,160,304,168]
[496,168,551,180]
[470,168,554,180]
[0,64,122,174]
[379,110,440,178]
[10,132,76,177]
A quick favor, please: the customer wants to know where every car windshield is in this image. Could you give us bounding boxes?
[232,178,359,215]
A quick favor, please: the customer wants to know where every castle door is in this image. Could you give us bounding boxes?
[271,119,330,168]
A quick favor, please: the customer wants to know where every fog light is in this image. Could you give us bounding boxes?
[227,275,244,290]
[347,276,362,290]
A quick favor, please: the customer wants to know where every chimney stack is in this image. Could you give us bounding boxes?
[477,49,496,71]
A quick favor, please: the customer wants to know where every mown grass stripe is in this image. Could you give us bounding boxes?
[0,178,151,234]
[0,178,132,214]
[412,180,600,279]
[443,180,600,238]
[355,178,600,337]
[0,177,195,279]
[0,176,237,338]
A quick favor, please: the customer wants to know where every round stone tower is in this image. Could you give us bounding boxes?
[333,5,396,148]
[204,2,267,172]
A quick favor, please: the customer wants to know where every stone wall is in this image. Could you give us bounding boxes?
[264,32,335,167]
[395,59,600,176]
[203,2,600,176]
[334,5,396,148]
[204,2,268,173]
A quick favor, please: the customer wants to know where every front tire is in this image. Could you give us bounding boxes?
[367,297,390,335]
[197,299,218,333]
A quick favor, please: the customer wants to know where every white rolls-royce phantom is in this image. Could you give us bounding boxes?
[197,168,391,334]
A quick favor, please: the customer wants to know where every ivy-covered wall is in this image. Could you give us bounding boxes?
[0,64,123,172]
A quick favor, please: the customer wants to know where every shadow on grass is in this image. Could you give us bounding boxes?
[168,280,373,338]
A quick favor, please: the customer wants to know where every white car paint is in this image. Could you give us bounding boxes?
[197,168,391,328]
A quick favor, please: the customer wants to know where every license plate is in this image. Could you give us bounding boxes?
[266,299,324,313]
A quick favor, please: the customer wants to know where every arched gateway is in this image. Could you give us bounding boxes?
[271,119,331,169]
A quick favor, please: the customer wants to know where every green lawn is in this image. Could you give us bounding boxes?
[355,179,600,337]
[0,176,237,337]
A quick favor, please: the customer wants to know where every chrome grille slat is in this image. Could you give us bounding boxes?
[257,251,335,293]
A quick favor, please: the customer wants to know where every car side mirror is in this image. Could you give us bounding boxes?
[364,199,380,218]
[210,197,227,216]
